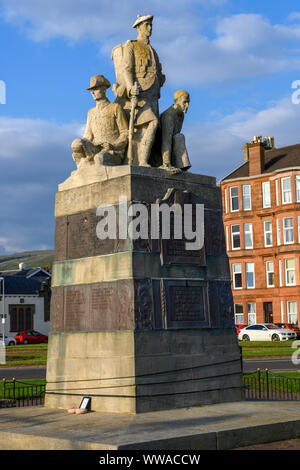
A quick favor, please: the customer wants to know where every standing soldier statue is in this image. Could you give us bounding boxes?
[112,14,165,166]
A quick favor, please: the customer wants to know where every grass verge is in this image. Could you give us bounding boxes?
[0,341,298,367]
[239,340,298,358]
[1,344,47,367]
[0,379,46,401]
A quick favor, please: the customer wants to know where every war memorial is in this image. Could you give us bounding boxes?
[45,13,243,414]
[3,13,300,452]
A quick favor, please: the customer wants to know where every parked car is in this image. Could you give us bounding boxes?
[238,323,297,342]
[14,330,48,345]
[274,323,300,339]
[0,334,16,346]
[235,324,247,334]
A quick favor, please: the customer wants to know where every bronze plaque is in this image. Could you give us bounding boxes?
[54,217,68,261]
[90,284,116,330]
[50,280,136,332]
[64,287,88,331]
[50,287,64,333]
[163,279,209,328]
[158,188,206,266]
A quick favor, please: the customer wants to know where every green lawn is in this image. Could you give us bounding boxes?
[2,343,47,366]
[244,371,300,379]
[0,379,46,401]
[239,340,298,357]
[0,341,298,367]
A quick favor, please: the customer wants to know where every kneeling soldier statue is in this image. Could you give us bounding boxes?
[71,74,128,168]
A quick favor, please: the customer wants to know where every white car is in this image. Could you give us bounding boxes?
[0,334,16,346]
[238,323,297,342]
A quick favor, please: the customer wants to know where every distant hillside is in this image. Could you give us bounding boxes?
[0,250,54,271]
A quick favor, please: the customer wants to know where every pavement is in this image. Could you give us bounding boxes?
[237,438,300,450]
[1,401,300,450]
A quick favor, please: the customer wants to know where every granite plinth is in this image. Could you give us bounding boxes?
[45,329,243,413]
[46,165,243,413]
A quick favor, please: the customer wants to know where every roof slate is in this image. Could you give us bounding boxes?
[0,276,43,295]
[0,268,51,295]
[221,143,300,181]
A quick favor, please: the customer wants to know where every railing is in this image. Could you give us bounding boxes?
[0,379,46,408]
[0,371,299,408]
[243,369,300,401]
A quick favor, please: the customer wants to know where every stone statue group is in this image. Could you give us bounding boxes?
[72,14,191,173]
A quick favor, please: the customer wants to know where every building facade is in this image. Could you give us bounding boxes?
[0,264,51,336]
[220,137,300,326]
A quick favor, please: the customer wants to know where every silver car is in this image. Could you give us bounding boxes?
[0,334,16,346]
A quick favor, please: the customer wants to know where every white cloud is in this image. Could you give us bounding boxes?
[0,0,203,42]
[214,14,277,52]
[0,117,81,160]
[0,116,81,254]
[161,13,300,85]
[186,95,300,180]
[3,2,300,85]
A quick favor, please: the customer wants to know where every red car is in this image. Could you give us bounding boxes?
[235,324,247,334]
[275,323,300,339]
[14,330,48,345]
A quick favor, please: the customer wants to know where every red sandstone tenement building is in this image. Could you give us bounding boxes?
[220,136,300,326]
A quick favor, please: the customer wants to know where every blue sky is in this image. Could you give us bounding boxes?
[1,0,300,254]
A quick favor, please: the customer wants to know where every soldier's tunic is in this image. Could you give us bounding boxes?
[122,39,165,126]
[83,101,128,154]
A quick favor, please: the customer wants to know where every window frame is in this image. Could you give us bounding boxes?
[246,262,255,289]
[262,181,271,208]
[230,186,239,212]
[279,259,283,287]
[231,224,241,250]
[234,303,244,325]
[283,217,294,245]
[287,301,298,325]
[232,263,242,290]
[247,302,256,325]
[226,225,230,251]
[266,260,275,288]
[276,218,281,245]
[296,175,300,203]
[9,304,34,333]
[244,223,253,249]
[264,220,273,247]
[275,179,279,206]
[224,188,228,214]
[281,176,292,205]
[285,258,296,286]
[242,184,251,211]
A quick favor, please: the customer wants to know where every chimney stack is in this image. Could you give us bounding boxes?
[244,136,265,176]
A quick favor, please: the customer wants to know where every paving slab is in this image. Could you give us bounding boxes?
[0,401,300,450]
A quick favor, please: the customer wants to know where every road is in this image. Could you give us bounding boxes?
[243,358,300,372]
[0,358,299,381]
[0,367,46,380]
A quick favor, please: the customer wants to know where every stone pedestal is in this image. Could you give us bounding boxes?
[45,165,243,413]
